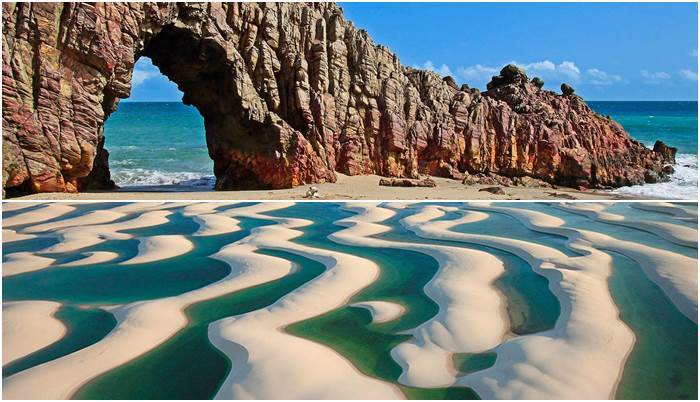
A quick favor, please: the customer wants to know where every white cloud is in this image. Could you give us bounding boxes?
[587,68,623,86]
[456,64,499,83]
[420,60,453,77]
[520,60,556,72]
[557,61,581,80]
[131,69,158,86]
[680,69,698,81]
[641,70,672,84]
[507,60,580,81]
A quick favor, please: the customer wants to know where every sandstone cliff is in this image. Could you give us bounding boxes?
[2,2,675,194]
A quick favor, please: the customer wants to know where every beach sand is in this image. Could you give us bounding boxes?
[7,174,638,201]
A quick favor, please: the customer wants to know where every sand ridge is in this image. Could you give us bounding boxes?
[399,203,636,399]
[208,203,403,399]
[3,301,67,365]
[331,203,508,388]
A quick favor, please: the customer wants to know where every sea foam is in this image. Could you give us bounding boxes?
[613,153,698,200]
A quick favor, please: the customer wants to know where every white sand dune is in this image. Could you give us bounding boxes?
[209,206,402,399]
[190,214,241,236]
[2,204,75,227]
[2,234,295,399]
[2,229,36,243]
[398,204,635,399]
[557,203,698,248]
[181,202,240,216]
[121,235,194,265]
[330,203,507,388]
[630,202,698,221]
[109,202,192,214]
[2,202,38,212]
[538,204,698,322]
[351,301,406,324]
[23,210,126,234]
[3,252,55,277]
[3,301,66,365]
[41,210,173,254]
[3,201,396,399]
[60,251,120,267]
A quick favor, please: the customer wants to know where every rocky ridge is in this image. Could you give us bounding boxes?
[2,2,675,194]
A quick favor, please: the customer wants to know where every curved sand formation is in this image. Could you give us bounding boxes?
[398,204,635,399]
[630,202,698,221]
[351,301,406,324]
[61,251,120,267]
[557,203,698,248]
[209,205,402,399]
[2,202,38,212]
[190,215,242,236]
[537,204,698,322]
[41,210,173,254]
[2,202,695,400]
[2,203,75,227]
[2,229,36,243]
[3,202,398,399]
[121,235,194,265]
[2,222,295,398]
[23,210,126,234]
[330,203,507,388]
[3,301,66,365]
[3,252,55,277]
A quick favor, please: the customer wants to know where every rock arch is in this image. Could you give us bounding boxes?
[2,2,674,195]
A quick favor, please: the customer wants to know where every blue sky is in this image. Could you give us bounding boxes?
[127,2,697,102]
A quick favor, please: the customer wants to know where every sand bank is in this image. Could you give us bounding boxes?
[630,202,698,221]
[557,203,698,248]
[2,229,36,243]
[3,252,55,277]
[2,227,294,399]
[209,205,402,399]
[2,204,75,227]
[331,203,507,388]
[41,210,173,254]
[399,204,635,399]
[121,235,194,265]
[3,301,66,365]
[61,251,120,267]
[351,301,406,324]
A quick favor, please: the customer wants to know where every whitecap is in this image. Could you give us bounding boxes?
[613,153,698,200]
[111,168,215,189]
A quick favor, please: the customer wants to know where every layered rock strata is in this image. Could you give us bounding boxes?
[2,2,675,194]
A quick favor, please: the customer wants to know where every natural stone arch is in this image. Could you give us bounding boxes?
[2,2,675,195]
[3,2,337,194]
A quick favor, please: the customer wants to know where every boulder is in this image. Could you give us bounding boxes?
[479,186,506,195]
[531,77,545,89]
[378,178,437,187]
[561,83,576,96]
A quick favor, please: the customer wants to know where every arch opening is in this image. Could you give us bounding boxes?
[94,24,302,192]
[104,57,213,190]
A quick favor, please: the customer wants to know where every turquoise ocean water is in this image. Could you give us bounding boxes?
[105,101,698,198]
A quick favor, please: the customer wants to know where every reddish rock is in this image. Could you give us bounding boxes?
[2,3,676,195]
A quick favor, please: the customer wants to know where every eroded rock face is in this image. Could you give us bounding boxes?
[2,2,676,194]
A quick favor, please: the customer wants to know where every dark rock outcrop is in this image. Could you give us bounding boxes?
[2,3,676,194]
[378,177,436,187]
[561,83,576,96]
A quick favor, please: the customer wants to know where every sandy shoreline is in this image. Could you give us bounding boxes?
[5,174,641,201]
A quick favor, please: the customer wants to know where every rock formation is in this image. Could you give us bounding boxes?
[2,2,676,194]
